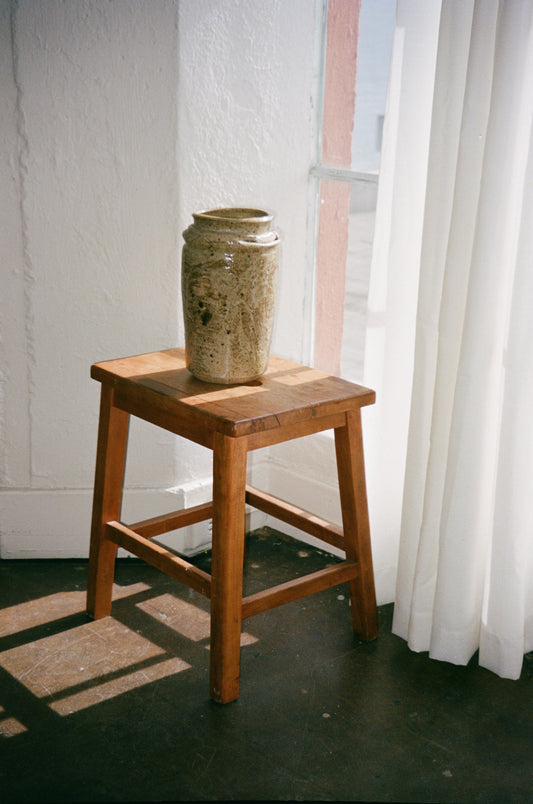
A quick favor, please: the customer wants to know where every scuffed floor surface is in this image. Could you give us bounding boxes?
[0,528,531,803]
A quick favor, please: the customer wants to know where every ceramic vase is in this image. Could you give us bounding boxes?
[181,207,279,384]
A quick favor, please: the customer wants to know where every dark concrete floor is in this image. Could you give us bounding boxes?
[0,527,531,803]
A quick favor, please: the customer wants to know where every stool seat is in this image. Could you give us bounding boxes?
[87,348,377,703]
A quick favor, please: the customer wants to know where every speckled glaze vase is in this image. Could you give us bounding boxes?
[181,207,279,384]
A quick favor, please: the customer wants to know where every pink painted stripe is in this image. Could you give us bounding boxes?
[314,0,360,375]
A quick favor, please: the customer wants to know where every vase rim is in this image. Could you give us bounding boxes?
[194,207,272,223]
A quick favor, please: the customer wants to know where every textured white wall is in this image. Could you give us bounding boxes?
[175,0,320,366]
[0,0,321,557]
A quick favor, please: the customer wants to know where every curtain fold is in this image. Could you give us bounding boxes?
[369,0,533,679]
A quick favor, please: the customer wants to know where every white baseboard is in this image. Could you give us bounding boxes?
[0,463,267,560]
[0,453,395,604]
[0,485,214,559]
[256,450,396,605]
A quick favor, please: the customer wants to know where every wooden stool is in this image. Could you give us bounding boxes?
[87,348,377,703]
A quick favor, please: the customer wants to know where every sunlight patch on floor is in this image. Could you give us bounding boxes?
[0,582,151,638]
[50,656,189,715]
[0,705,28,737]
[0,616,189,717]
[137,593,258,646]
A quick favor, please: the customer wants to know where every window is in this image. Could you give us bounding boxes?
[310,0,396,381]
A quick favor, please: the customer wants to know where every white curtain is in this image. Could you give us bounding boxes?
[366,0,533,679]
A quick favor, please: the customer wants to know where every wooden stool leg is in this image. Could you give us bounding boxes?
[210,432,247,703]
[87,385,129,619]
[335,408,378,640]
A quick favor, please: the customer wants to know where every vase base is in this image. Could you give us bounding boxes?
[187,367,265,385]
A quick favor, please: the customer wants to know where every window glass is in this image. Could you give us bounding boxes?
[341,0,396,381]
[351,0,397,173]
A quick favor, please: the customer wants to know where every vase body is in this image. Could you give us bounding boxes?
[181,208,279,384]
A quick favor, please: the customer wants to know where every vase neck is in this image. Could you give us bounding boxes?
[187,207,278,245]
